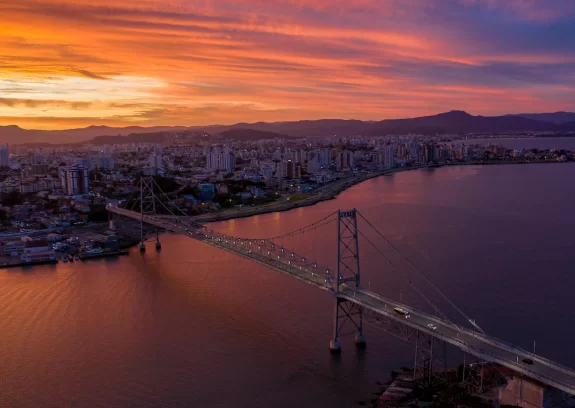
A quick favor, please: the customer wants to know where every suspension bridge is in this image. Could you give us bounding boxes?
[108,176,575,395]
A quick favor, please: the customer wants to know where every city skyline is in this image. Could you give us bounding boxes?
[1,0,575,130]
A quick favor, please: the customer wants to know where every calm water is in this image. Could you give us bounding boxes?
[462,136,575,150]
[2,164,575,408]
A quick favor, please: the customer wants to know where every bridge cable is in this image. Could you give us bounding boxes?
[264,211,338,241]
[357,211,486,335]
[356,228,452,323]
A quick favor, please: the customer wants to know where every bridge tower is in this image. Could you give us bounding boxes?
[139,176,161,251]
[330,209,365,352]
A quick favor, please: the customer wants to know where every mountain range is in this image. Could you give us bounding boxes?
[1,111,575,145]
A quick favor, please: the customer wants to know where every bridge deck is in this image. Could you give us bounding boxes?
[109,205,575,395]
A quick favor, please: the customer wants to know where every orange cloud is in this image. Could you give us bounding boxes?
[0,0,574,130]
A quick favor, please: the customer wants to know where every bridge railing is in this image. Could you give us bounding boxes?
[110,205,575,393]
[461,340,575,394]
[348,293,575,394]
[461,330,575,379]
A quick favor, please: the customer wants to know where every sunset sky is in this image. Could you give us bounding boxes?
[1,0,575,130]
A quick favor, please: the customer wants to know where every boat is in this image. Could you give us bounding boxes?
[84,248,103,255]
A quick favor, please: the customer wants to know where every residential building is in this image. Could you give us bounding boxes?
[0,145,10,167]
[60,165,89,196]
[149,154,163,174]
[97,156,115,170]
[336,150,354,170]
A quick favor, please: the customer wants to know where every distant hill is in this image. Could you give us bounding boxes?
[0,125,189,145]
[215,128,292,141]
[367,111,559,135]
[223,119,371,138]
[515,112,575,125]
[3,111,575,145]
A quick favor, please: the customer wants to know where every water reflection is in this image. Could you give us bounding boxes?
[1,164,575,407]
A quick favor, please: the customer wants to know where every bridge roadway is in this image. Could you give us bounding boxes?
[109,205,575,395]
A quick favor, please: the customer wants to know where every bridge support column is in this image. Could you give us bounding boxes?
[460,355,503,395]
[155,231,161,250]
[354,332,366,347]
[413,330,447,388]
[139,242,146,252]
[330,297,364,353]
[330,209,365,352]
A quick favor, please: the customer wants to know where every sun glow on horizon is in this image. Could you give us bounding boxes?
[1,0,574,130]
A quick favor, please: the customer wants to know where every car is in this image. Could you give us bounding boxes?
[522,358,534,365]
[427,323,437,330]
[393,307,410,318]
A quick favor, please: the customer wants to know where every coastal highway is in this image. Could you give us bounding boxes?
[165,172,388,223]
[341,287,575,394]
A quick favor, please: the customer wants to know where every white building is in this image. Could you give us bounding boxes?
[206,147,236,172]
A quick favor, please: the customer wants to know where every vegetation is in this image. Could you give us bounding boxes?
[288,193,307,202]
[133,174,180,193]
[0,191,24,206]
[87,204,109,222]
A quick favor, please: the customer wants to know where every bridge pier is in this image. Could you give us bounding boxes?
[329,339,341,353]
[155,231,161,250]
[330,209,364,353]
[354,332,366,347]
[139,242,146,252]
[331,297,365,353]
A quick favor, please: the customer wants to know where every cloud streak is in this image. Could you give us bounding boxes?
[0,0,574,129]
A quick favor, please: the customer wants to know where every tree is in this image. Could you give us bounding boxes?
[133,174,180,193]
[178,186,200,197]
[1,191,23,206]
[88,204,109,222]
[213,194,239,208]
[89,170,103,181]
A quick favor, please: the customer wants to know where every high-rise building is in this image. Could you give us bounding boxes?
[286,159,294,179]
[97,156,115,170]
[320,148,332,167]
[0,145,10,167]
[149,154,163,174]
[74,157,93,170]
[206,147,223,171]
[206,147,235,172]
[31,164,49,175]
[336,150,354,170]
[306,151,322,173]
[223,151,236,172]
[60,165,89,196]
[31,154,44,165]
[384,145,395,168]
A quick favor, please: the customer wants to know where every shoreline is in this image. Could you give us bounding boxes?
[191,167,398,224]
[192,159,572,224]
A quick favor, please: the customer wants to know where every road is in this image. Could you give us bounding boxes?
[341,287,575,394]
[181,172,387,223]
[109,204,575,395]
